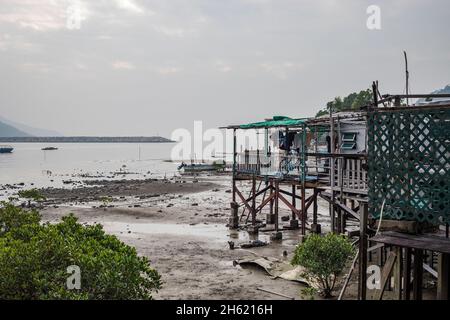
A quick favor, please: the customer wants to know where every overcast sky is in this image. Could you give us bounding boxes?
[0,0,449,136]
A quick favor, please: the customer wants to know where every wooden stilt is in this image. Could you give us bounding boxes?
[358,203,368,300]
[274,181,279,232]
[413,249,423,300]
[291,185,296,221]
[251,175,256,226]
[312,188,318,225]
[394,246,403,300]
[437,253,450,300]
[269,181,274,215]
[403,248,412,300]
[301,185,306,235]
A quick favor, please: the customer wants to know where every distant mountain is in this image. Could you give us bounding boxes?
[415,84,450,106]
[0,120,32,137]
[0,116,62,137]
[0,136,175,143]
[432,84,450,94]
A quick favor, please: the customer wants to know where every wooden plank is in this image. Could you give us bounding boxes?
[319,192,360,220]
[278,192,302,218]
[252,175,256,225]
[274,182,279,231]
[257,287,295,300]
[356,160,361,190]
[403,248,412,300]
[394,247,403,299]
[371,231,450,254]
[235,187,253,213]
[374,251,397,300]
[413,249,423,300]
[255,192,275,214]
[362,160,367,189]
[437,253,450,300]
[358,204,368,300]
[423,263,438,278]
[338,249,359,300]
[244,185,271,203]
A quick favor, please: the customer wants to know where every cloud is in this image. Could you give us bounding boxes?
[156,66,181,75]
[260,61,304,80]
[153,25,191,37]
[114,0,148,15]
[214,60,232,73]
[18,62,51,73]
[112,60,135,70]
[0,0,90,31]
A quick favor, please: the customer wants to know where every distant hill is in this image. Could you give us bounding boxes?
[432,84,450,94]
[0,136,174,143]
[0,116,62,137]
[0,120,32,137]
[415,84,450,106]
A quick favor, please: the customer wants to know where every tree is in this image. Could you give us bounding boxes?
[315,88,373,117]
[0,203,161,300]
[291,233,354,298]
[17,189,46,207]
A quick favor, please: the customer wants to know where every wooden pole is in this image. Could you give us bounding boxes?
[252,175,256,226]
[437,253,450,300]
[413,249,423,300]
[291,184,296,221]
[403,248,412,300]
[232,129,237,203]
[313,188,318,225]
[301,124,306,235]
[301,184,306,235]
[358,203,368,300]
[269,180,274,214]
[329,108,336,233]
[394,247,403,300]
[274,181,279,232]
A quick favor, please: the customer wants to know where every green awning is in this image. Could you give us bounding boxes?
[239,116,307,129]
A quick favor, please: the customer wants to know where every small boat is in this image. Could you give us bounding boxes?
[0,145,14,153]
[41,147,58,151]
[177,161,226,173]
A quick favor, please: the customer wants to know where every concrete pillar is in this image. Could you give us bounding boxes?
[228,201,239,229]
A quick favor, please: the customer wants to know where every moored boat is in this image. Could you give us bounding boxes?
[177,161,226,173]
[0,145,14,153]
[41,147,58,151]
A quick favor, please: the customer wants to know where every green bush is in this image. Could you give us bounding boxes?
[291,233,354,298]
[17,189,46,207]
[0,203,161,300]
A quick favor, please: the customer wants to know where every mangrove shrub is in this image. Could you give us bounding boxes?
[291,233,353,298]
[0,203,161,300]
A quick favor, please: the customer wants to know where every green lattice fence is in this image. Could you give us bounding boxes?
[368,106,450,225]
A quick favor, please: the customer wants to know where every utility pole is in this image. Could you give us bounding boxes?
[404,51,409,106]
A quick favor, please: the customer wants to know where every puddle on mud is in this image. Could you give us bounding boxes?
[103,221,274,244]
[103,221,231,241]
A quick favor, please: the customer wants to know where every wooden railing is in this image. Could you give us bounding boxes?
[235,150,368,193]
[334,157,368,193]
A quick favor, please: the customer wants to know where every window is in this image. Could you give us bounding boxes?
[341,132,357,150]
[342,132,357,142]
[341,142,356,150]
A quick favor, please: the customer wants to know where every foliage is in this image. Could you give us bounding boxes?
[300,287,318,300]
[100,196,112,209]
[315,89,373,117]
[291,233,354,298]
[0,203,161,300]
[18,189,46,201]
[18,189,46,207]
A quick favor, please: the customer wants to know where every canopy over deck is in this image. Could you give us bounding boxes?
[225,116,308,130]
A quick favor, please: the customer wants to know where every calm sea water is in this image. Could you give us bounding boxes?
[0,143,179,189]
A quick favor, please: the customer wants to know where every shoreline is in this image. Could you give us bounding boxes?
[0,136,175,143]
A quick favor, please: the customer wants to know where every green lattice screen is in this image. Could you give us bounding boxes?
[368,106,450,225]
